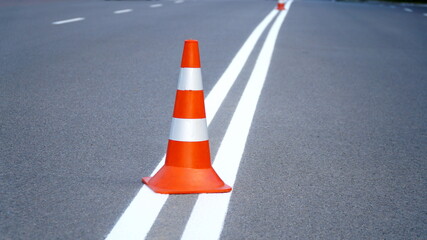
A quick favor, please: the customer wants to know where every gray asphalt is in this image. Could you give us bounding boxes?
[1,0,426,239]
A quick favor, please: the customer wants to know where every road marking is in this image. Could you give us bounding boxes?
[175,0,184,3]
[404,8,413,12]
[205,10,278,126]
[52,18,84,25]
[424,13,427,16]
[150,4,163,8]
[181,2,294,240]
[105,8,278,240]
[390,5,396,8]
[114,9,133,14]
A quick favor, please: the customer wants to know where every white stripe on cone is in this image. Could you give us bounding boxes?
[169,118,209,142]
[178,68,203,90]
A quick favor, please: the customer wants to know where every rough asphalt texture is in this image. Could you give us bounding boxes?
[1,0,426,239]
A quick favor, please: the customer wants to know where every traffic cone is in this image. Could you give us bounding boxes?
[142,40,232,194]
[277,0,285,10]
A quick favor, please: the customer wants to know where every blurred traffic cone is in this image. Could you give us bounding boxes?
[277,0,285,10]
[142,40,232,194]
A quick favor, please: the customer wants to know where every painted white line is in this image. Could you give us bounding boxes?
[105,185,168,240]
[175,0,184,3]
[205,9,278,126]
[105,8,278,240]
[181,2,294,240]
[404,8,413,12]
[114,9,133,14]
[52,17,84,25]
[424,13,427,16]
[150,4,163,8]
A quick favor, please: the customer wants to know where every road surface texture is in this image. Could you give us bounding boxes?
[1,0,426,239]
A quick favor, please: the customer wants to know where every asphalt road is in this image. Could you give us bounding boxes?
[1,0,426,239]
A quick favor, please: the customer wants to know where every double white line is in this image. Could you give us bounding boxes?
[106,1,293,239]
[181,5,293,239]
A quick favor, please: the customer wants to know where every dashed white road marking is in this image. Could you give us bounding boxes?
[114,9,133,14]
[105,8,279,240]
[52,17,84,25]
[175,0,184,3]
[404,8,413,12]
[181,1,294,240]
[423,13,427,16]
[150,4,163,8]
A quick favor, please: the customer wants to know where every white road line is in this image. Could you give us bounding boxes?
[52,18,84,25]
[424,13,427,16]
[404,8,413,12]
[180,1,294,240]
[150,4,163,8]
[105,8,278,240]
[205,10,278,126]
[114,9,133,14]
[175,0,184,3]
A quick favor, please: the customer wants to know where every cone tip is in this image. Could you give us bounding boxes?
[185,39,198,43]
[181,39,201,68]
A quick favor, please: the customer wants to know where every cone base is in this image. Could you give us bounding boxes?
[277,3,285,10]
[142,165,232,194]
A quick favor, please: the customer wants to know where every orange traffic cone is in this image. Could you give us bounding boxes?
[142,40,232,194]
[277,0,285,10]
